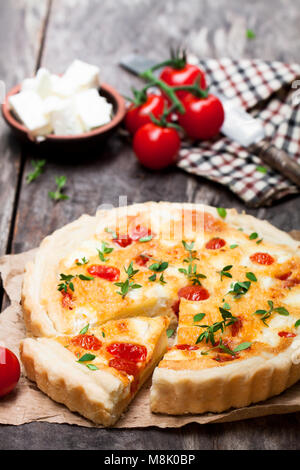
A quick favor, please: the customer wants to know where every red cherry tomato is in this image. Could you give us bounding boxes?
[205,237,226,250]
[134,254,150,266]
[113,235,133,248]
[71,334,102,351]
[178,285,210,301]
[283,278,300,288]
[231,317,243,337]
[278,331,296,338]
[125,94,166,135]
[133,123,180,170]
[175,344,199,351]
[160,64,206,101]
[276,272,292,281]
[250,252,275,265]
[61,291,73,310]
[213,354,239,362]
[178,93,224,140]
[0,347,21,397]
[130,225,152,241]
[107,342,147,362]
[87,264,120,282]
[109,358,139,376]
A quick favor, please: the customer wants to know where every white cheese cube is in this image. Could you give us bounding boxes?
[75,88,112,131]
[21,68,53,99]
[9,91,52,136]
[63,59,100,91]
[49,99,84,135]
[52,60,100,98]
[43,96,65,116]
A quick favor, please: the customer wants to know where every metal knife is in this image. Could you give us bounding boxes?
[120,53,300,187]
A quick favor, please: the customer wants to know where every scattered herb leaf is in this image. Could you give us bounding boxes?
[217,207,227,219]
[77,353,96,362]
[246,272,257,282]
[166,329,175,338]
[97,241,114,262]
[49,176,69,201]
[218,265,233,281]
[26,159,46,183]
[79,324,89,335]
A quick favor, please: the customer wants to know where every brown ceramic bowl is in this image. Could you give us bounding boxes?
[1,82,126,153]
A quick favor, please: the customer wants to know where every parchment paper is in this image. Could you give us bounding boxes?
[1,234,300,428]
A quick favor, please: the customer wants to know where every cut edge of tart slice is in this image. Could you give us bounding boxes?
[20,315,169,426]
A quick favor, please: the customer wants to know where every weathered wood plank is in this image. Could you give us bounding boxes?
[0,0,50,258]
[5,0,300,450]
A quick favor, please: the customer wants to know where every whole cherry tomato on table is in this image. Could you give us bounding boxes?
[0,346,21,397]
[160,63,207,101]
[133,122,180,170]
[125,94,166,135]
[177,93,225,140]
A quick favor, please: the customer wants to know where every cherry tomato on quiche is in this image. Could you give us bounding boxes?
[125,94,166,135]
[177,93,225,140]
[0,347,21,398]
[133,122,180,170]
[160,63,207,101]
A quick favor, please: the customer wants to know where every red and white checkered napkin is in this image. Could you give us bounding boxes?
[177,58,300,207]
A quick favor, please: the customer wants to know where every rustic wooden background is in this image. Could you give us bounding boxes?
[0,0,300,450]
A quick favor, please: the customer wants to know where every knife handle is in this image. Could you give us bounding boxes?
[250,140,300,187]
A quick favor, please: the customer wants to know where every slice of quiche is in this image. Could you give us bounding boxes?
[20,315,169,426]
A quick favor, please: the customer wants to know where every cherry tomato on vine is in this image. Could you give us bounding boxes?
[177,93,225,140]
[0,347,21,397]
[133,123,180,170]
[160,64,207,100]
[125,94,166,135]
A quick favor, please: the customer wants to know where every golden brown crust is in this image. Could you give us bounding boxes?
[150,343,300,415]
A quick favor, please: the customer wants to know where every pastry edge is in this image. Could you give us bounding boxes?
[150,343,300,415]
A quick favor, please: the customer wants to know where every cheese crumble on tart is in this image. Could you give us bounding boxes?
[20,202,300,424]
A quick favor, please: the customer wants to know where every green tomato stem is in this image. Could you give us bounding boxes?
[140,69,185,114]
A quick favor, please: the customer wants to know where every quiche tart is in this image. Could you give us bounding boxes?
[20,202,300,424]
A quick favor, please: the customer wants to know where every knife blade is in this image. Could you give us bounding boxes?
[120,53,300,187]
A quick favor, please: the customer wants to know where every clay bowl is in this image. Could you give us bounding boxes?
[1,82,126,154]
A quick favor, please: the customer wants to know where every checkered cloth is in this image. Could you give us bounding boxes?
[177,58,300,207]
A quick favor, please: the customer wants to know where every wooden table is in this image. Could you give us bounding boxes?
[0,0,300,450]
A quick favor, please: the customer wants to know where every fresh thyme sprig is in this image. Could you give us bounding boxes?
[200,339,252,356]
[114,262,142,298]
[217,265,233,281]
[148,260,168,284]
[97,241,114,262]
[49,176,69,201]
[179,240,206,285]
[254,300,289,327]
[195,307,238,345]
[76,257,89,266]
[26,159,46,183]
[57,273,94,292]
[227,280,251,299]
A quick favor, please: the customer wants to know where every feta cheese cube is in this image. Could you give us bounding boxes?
[21,68,53,99]
[75,88,112,131]
[43,96,65,116]
[49,100,84,135]
[9,91,52,136]
[52,60,100,98]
